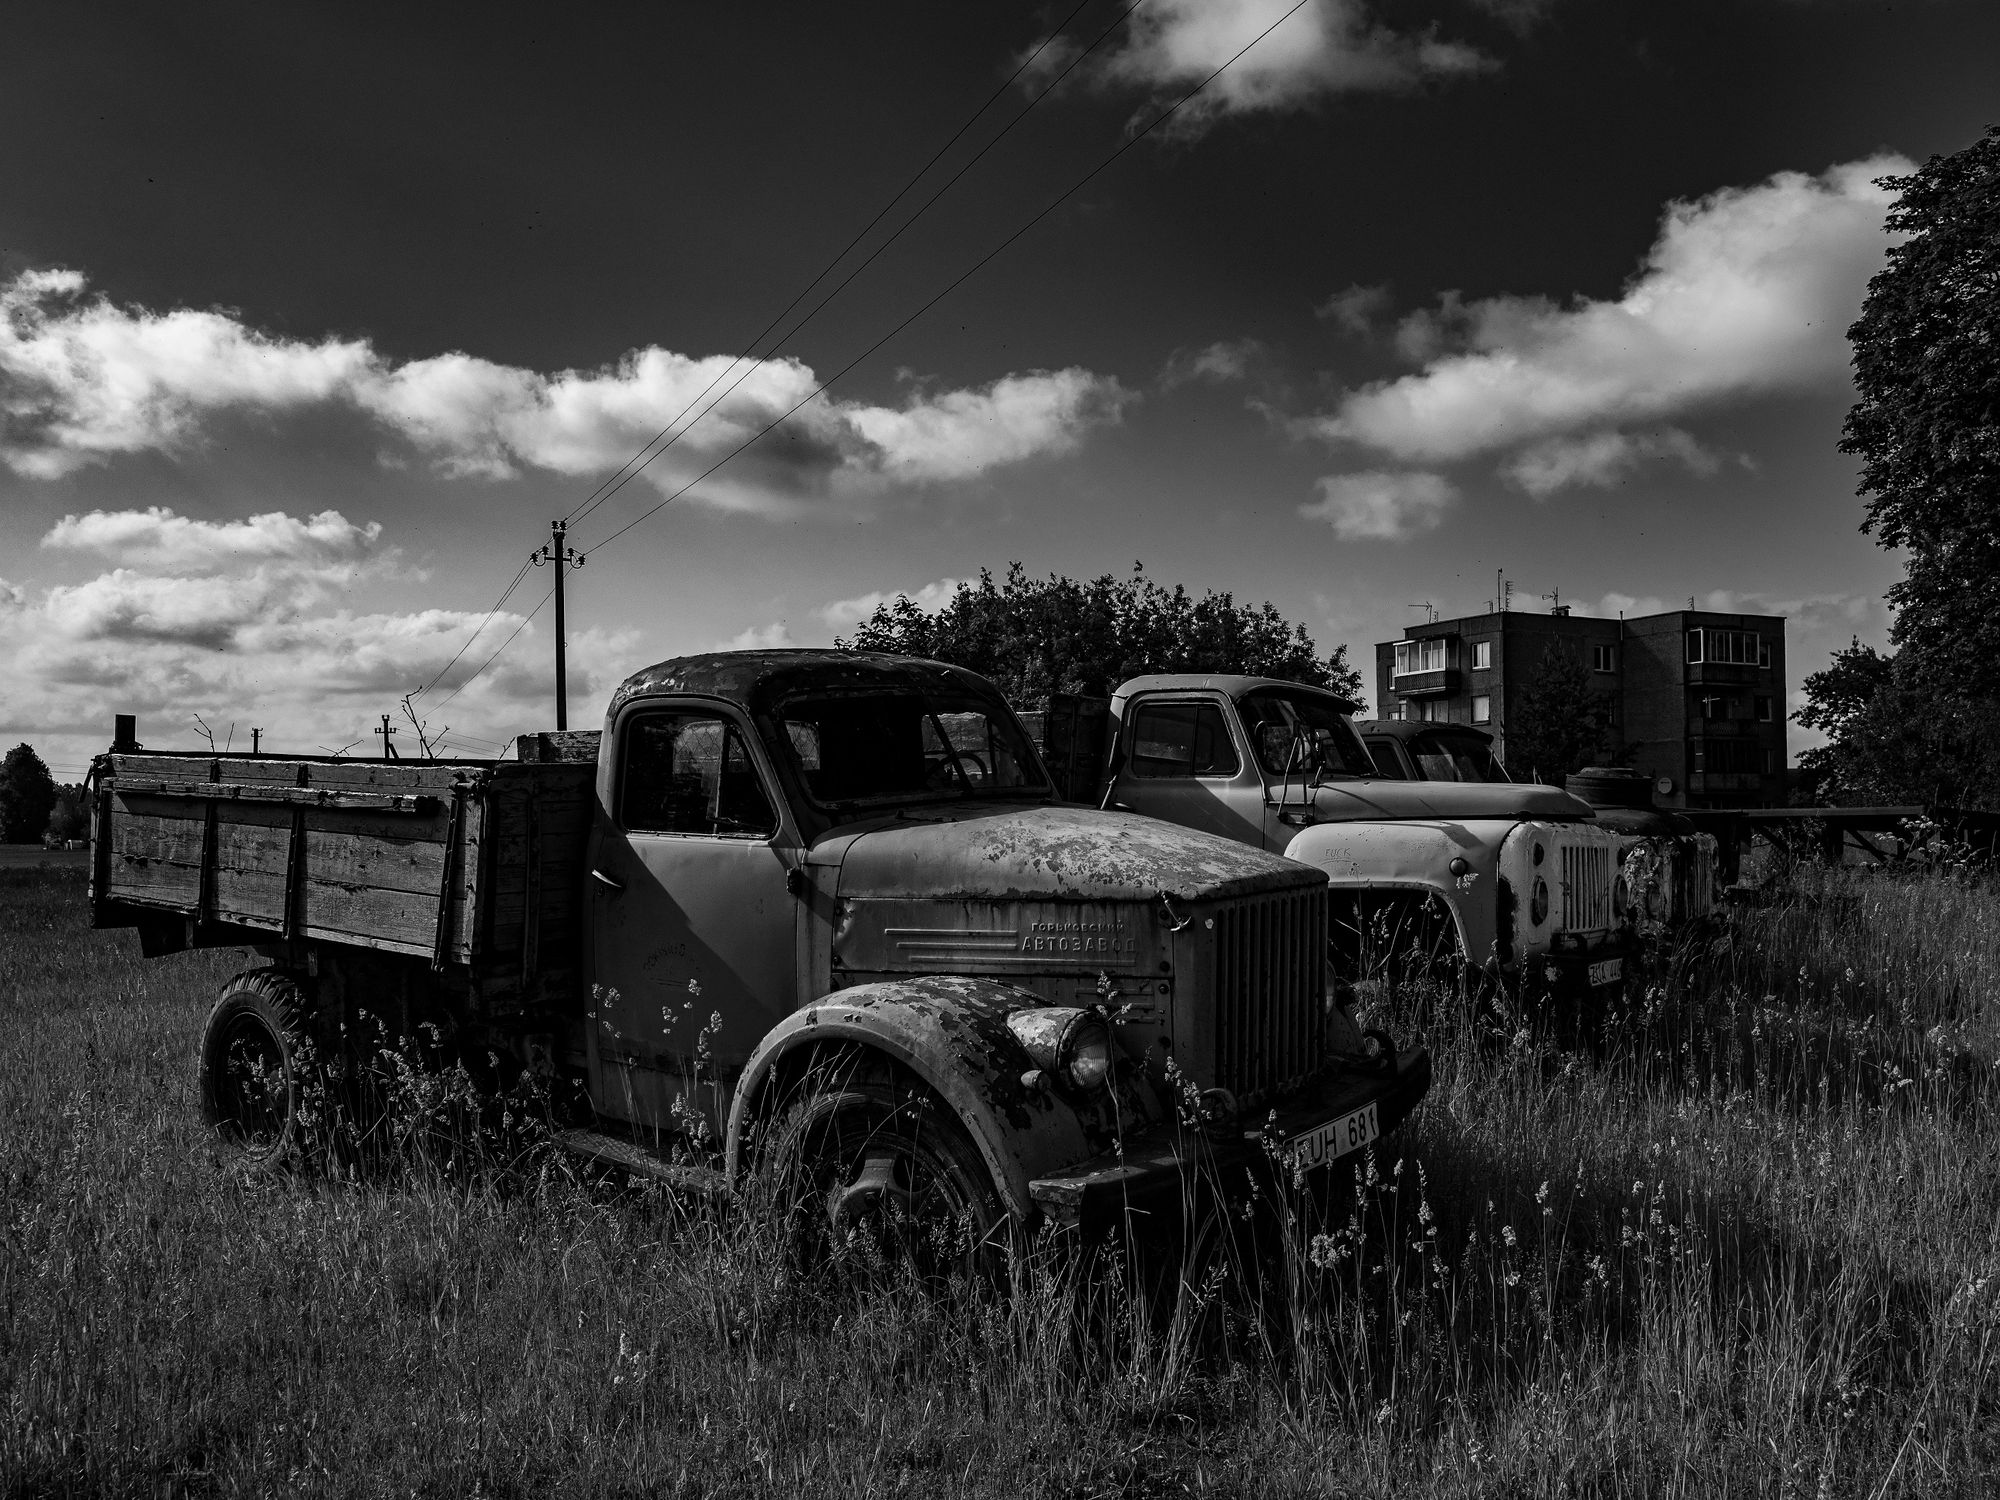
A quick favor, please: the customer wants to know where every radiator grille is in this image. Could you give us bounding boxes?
[1560,843,1614,932]
[1212,886,1328,1107]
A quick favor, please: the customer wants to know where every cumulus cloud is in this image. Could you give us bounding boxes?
[1315,283,1394,338]
[41,505,381,570]
[1159,339,1263,390]
[1033,0,1490,138]
[1300,156,1910,482]
[1299,470,1455,541]
[0,516,643,772]
[1499,428,1725,497]
[820,577,964,633]
[0,270,1131,512]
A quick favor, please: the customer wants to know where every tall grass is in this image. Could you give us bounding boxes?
[1,862,1995,1497]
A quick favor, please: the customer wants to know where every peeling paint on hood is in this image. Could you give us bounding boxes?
[824,803,1315,903]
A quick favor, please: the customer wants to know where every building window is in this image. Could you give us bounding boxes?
[1755,695,1774,722]
[1692,738,1763,775]
[1393,637,1450,676]
[1472,641,1492,671]
[1591,644,1617,673]
[1763,748,1778,775]
[1700,694,1728,721]
[1416,698,1448,722]
[1686,628,1763,666]
[1471,694,1491,724]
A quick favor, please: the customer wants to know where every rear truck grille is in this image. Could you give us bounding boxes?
[1212,886,1328,1107]
[1561,843,1614,932]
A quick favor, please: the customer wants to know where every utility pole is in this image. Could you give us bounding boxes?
[375,715,399,760]
[531,519,586,731]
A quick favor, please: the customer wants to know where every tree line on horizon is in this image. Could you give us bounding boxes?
[0,743,84,846]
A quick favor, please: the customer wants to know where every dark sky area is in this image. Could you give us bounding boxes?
[3,1,1996,774]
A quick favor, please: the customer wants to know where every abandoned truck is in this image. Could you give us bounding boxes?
[1031,675,1636,1000]
[90,651,1430,1249]
[1354,722,1716,935]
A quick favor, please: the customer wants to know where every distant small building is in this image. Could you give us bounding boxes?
[1372,607,1787,808]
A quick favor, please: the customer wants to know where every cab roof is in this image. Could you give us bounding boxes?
[1113,673,1362,711]
[609,650,1005,720]
[1354,718,1495,745]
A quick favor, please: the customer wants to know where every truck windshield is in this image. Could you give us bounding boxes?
[1410,732,1509,783]
[1237,689,1376,779]
[774,690,1050,812]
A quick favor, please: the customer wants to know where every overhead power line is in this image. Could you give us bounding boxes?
[425,584,555,715]
[581,0,1315,556]
[562,0,1130,534]
[409,555,535,703]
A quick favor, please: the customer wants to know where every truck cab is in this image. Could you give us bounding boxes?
[1095,675,1634,997]
[91,651,1431,1255]
[1356,720,1511,784]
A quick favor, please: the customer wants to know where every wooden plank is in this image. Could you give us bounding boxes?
[300,805,451,843]
[298,828,449,897]
[107,779,440,814]
[306,762,467,792]
[105,852,202,906]
[109,754,215,780]
[111,811,206,864]
[299,879,440,949]
[219,758,308,785]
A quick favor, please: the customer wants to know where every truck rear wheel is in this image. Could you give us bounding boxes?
[757,1080,1005,1285]
[198,969,316,1176]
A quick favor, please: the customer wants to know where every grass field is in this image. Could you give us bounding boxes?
[2,862,1995,1497]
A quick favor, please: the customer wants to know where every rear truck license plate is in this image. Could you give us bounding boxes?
[1268,1102,1379,1171]
[1588,957,1623,987]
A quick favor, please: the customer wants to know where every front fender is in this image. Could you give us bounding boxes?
[1282,820,1493,961]
[724,976,1095,1221]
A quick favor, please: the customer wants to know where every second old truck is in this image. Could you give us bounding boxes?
[91,652,1430,1259]
[1068,675,1638,1002]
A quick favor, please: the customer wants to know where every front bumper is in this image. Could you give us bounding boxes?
[1027,1047,1431,1235]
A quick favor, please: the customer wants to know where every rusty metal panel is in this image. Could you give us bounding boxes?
[834,897,1171,979]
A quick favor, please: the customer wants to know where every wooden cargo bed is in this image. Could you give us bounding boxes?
[92,752,595,1003]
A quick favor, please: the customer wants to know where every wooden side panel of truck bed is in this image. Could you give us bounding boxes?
[94,754,594,984]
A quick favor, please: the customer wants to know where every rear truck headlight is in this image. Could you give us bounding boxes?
[1007,1007,1114,1091]
[1612,874,1631,921]
[1530,877,1550,926]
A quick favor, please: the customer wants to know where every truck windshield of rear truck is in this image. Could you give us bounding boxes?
[773,689,1050,817]
[1409,732,1510,783]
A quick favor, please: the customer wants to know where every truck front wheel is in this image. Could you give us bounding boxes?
[198,969,317,1175]
[758,1080,1005,1285]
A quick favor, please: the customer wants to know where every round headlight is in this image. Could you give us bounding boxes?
[1529,877,1550,926]
[1005,1007,1115,1092]
[1060,1018,1113,1091]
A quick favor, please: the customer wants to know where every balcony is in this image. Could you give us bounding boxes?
[1687,772,1767,796]
[1392,668,1460,697]
[1685,661,1764,687]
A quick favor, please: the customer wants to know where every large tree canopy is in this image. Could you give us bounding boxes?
[838,564,1366,708]
[1809,127,2000,805]
[1843,125,2000,676]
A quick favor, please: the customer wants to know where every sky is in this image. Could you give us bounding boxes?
[4,0,1997,779]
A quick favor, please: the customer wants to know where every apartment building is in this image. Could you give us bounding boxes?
[1371,608,1788,808]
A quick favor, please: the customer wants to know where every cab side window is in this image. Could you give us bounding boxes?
[1364,738,1407,779]
[620,711,778,838]
[1128,701,1240,778]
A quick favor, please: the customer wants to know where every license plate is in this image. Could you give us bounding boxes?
[1588,957,1623,987]
[1269,1102,1379,1171]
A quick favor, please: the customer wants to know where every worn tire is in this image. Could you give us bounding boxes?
[756,1079,1006,1286]
[198,969,317,1176]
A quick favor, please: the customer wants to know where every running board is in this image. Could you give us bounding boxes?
[557,1129,733,1198]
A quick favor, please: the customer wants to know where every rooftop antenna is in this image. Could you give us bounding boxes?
[1407,601,1438,624]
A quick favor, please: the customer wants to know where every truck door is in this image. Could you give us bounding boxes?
[1106,694,1267,847]
[587,701,796,1133]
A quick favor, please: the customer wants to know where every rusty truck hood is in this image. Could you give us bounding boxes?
[813,802,1314,903]
[1304,780,1593,823]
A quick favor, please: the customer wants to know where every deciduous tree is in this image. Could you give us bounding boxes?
[0,744,58,844]
[839,563,1365,707]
